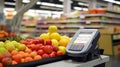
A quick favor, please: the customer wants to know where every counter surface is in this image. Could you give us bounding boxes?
[37,55,109,67]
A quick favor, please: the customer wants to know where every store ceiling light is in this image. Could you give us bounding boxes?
[22,0,30,3]
[40,2,64,8]
[74,7,82,10]
[74,7,88,11]
[83,8,88,11]
[78,2,89,6]
[36,2,41,5]
[104,0,120,4]
[59,0,64,2]
[40,5,62,10]
[59,0,73,3]
[5,2,15,5]
[4,8,15,11]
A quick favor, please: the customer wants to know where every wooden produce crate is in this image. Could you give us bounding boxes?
[98,33,120,56]
[114,45,120,56]
[98,27,115,34]
[98,33,113,55]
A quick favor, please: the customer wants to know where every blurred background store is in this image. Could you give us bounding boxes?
[1,0,120,67]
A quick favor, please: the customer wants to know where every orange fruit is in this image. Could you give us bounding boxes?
[11,50,18,55]
[25,48,32,53]
[30,51,37,58]
[24,57,33,62]
[0,63,3,67]
[12,54,22,63]
[60,36,70,41]
[19,51,25,55]
[12,60,17,65]
[23,53,30,58]
[34,55,42,60]
[21,58,25,63]
[59,39,69,47]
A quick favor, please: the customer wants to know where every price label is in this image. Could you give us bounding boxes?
[79,26,84,29]
[86,21,91,24]
[80,15,85,19]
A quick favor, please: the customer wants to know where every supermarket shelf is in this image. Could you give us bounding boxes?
[46,20,80,24]
[21,24,36,26]
[84,14,120,19]
[113,41,120,45]
[36,30,77,33]
[20,29,36,33]
[36,25,105,29]
[107,10,120,14]
[84,20,120,24]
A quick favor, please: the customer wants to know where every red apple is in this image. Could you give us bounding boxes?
[57,51,63,56]
[37,49,44,55]
[43,45,53,54]
[2,57,12,66]
[49,52,56,57]
[0,54,3,60]
[26,39,33,42]
[2,52,12,58]
[52,45,59,52]
[45,40,52,45]
[42,54,49,59]
[38,38,44,44]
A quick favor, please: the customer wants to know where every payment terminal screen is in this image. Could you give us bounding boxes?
[73,32,92,45]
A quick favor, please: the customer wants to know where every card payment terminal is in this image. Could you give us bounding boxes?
[66,29,100,61]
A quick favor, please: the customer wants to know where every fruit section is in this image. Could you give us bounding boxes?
[0,25,71,67]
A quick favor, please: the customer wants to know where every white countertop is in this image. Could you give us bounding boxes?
[37,55,109,67]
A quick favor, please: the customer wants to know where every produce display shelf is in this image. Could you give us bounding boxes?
[36,30,77,34]
[36,25,104,29]
[107,10,120,14]
[84,14,120,19]
[81,20,120,24]
[46,21,80,24]
[6,55,68,67]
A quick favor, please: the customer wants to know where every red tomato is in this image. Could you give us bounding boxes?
[37,49,44,55]
[49,52,56,57]
[37,44,44,49]
[42,54,49,59]
[45,40,52,45]
[57,51,63,56]
[29,44,37,50]
[43,45,53,54]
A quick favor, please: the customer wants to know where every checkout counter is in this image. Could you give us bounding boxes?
[38,55,109,67]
